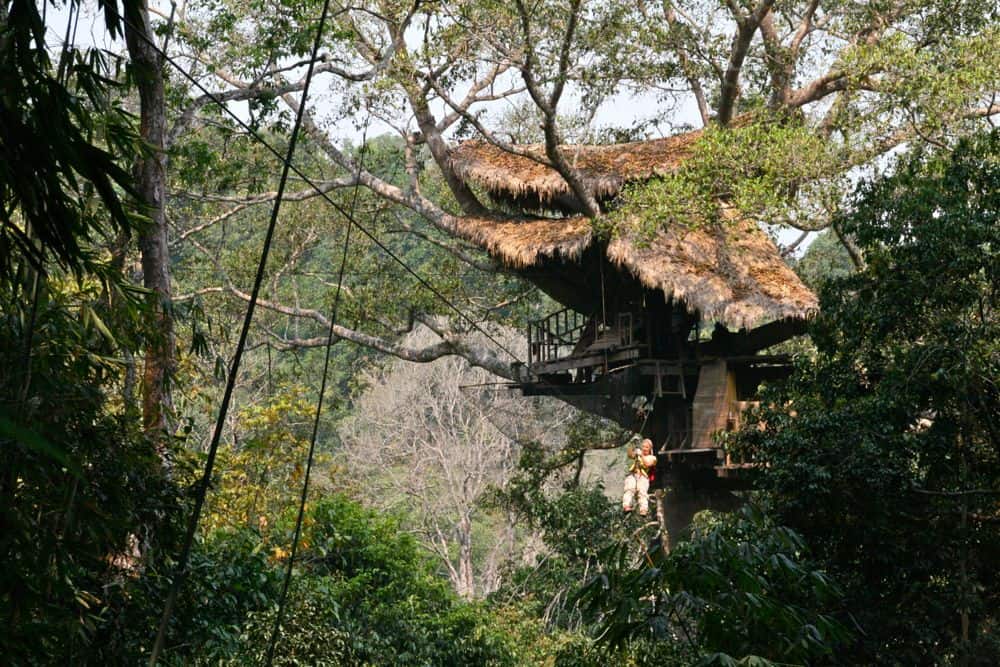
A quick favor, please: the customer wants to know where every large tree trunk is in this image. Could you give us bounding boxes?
[124,2,175,436]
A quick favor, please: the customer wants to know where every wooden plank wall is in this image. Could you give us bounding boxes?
[690,360,738,448]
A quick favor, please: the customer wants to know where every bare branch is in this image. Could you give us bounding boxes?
[423,74,555,165]
[173,286,225,302]
[969,103,1000,120]
[663,2,711,125]
[213,282,522,380]
[514,0,601,217]
[789,0,821,56]
[550,0,582,108]
[433,61,526,131]
[171,177,359,244]
[167,60,375,148]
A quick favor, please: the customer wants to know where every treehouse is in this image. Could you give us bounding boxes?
[445,127,817,510]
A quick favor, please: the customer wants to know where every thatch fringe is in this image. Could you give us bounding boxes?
[606,211,818,329]
[450,212,817,329]
[449,129,703,210]
[450,215,593,268]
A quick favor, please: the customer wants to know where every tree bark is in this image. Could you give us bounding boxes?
[717,0,776,125]
[407,84,488,216]
[457,512,475,599]
[124,2,175,436]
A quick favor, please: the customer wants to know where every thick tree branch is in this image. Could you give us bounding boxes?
[786,71,850,108]
[387,212,500,273]
[403,81,490,215]
[515,0,601,217]
[276,89,450,226]
[188,278,519,379]
[240,286,524,381]
[717,0,777,124]
[789,0,821,56]
[124,0,176,434]
[662,2,711,125]
[366,7,489,216]
[780,230,811,257]
[831,220,865,270]
[181,222,522,379]
[759,10,791,106]
[784,0,914,111]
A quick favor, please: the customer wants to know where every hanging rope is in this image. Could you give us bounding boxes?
[263,121,370,664]
[146,0,334,661]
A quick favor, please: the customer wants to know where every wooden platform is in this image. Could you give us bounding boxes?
[658,447,762,491]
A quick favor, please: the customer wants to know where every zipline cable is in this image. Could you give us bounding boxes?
[115,13,523,366]
[263,121,370,665]
[123,5,671,641]
[146,0,334,661]
[106,11,672,657]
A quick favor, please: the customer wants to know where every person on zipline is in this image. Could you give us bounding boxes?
[623,438,657,516]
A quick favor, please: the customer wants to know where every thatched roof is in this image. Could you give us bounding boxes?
[449,212,818,330]
[605,211,818,329]
[449,130,703,212]
[450,215,593,267]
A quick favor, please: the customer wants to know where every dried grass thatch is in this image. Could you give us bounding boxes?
[450,211,817,329]
[449,129,703,211]
[450,214,593,268]
[606,210,818,329]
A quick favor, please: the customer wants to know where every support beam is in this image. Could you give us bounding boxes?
[699,318,808,357]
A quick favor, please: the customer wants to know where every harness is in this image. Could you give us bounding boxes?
[628,453,654,478]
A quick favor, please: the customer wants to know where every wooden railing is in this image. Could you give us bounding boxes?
[527,307,587,366]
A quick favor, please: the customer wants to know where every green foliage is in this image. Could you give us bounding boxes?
[0,0,140,279]
[7,1,1000,664]
[96,528,281,664]
[236,493,518,666]
[494,481,627,632]
[489,414,636,631]
[578,507,850,665]
[605,112,843,237]
[793,230,855,292]
[732,132,1000,663]
[0,8,192,662]
[835,23,1000,133]
[202,383,336,537]
[0,277,185,663]
[86,493,524,665]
